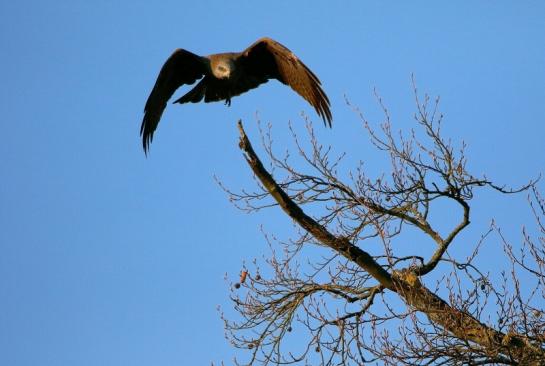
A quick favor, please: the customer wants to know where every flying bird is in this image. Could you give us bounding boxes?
[140,37,332,154]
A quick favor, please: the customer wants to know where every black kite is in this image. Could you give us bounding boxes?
[140,37,332,154]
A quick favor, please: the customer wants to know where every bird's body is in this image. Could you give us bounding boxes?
[140,37,332,154]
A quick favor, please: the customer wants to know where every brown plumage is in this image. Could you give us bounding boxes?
[140,37,332,154]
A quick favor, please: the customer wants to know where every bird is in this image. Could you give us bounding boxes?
[140,37,332,154]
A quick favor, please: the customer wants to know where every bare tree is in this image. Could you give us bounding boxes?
[219,85,544,365]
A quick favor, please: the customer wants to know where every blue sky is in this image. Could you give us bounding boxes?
[1,1,544,365]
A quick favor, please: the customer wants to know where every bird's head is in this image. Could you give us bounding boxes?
[215,62,234,79]
[216,64,230,79]
[210,56,235,79]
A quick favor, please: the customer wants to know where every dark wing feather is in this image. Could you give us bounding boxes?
[141,49,207,154]
[239,37,332,127]
[226,64,270,99]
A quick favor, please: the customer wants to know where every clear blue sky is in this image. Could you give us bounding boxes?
[1,1,544,365]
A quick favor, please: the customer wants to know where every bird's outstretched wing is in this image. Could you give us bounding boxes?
[239,37,332,127]
[141,49,207,154]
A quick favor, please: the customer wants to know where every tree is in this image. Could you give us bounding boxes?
[219,86,544,365]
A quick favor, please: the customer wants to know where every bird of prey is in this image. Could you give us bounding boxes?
[140,37,332,154]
